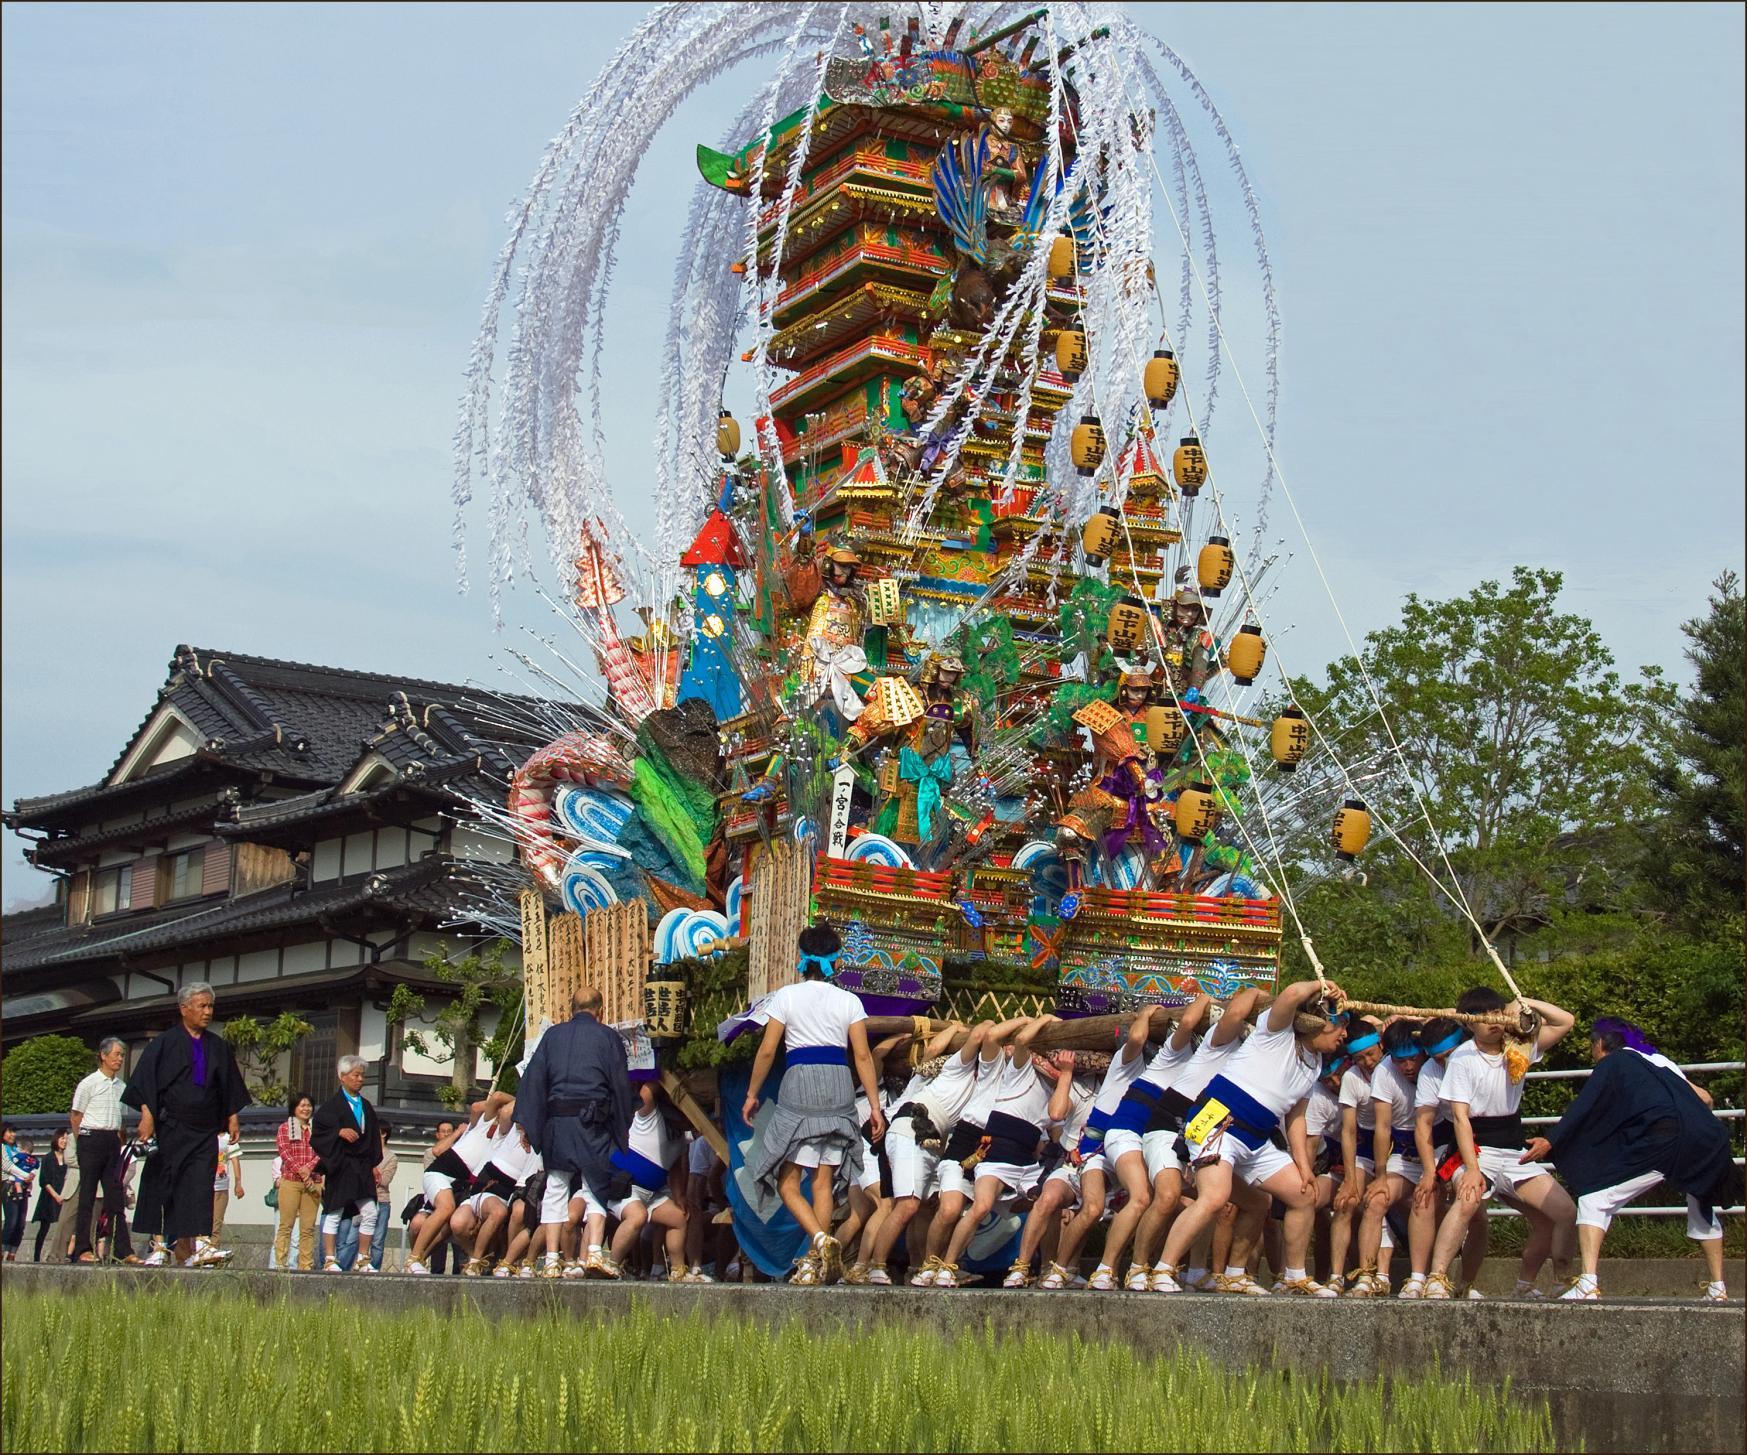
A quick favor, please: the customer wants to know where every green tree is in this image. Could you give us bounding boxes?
[0,1035,94,1116]
[1286,567,1675,961]
[386,940,522,1110]
[222,1013,313,1107]
[1648,570,1745,929]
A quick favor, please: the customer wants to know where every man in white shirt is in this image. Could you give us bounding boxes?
[69,1037,141,1265]
[1425,986,1576,1299]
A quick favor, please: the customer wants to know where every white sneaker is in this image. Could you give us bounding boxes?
[1125,1265,1152,1292]
[188,1243,229,1269]
[141,1249,168,1268]
[405,1260,430,1276]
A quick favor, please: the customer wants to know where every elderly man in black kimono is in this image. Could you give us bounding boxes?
[515,984,634,1278]
[122,982,250,1268]
[312,1055,383,1274]
[1522,1021,1737,1301]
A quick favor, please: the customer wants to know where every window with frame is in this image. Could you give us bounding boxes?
[160,848,207,903]
[91,865,133,917]
[288,1011,340,1100]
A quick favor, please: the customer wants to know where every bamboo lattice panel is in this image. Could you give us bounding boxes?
[747,838,810,1001]
[938,985,1057,1024]
[588,900,651,1027]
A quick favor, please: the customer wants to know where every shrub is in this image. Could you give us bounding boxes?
[0,1035,94,1116]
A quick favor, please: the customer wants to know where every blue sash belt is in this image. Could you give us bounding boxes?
[1109,1078,1166,1135]
[610,1148,670,1191]
[1191,1074,1281,1151]
[1389,1127,1418,1157]
[787,1046,849,1068]
[1076,1105,1113,1157]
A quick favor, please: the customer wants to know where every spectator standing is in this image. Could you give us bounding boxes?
[210,1130,245,1249]
[337,1122,396,1271]
[3,1127,36,1260]
[123,983,251,1268]
[31,1130,70,1261]
[273,1095,321,1271]
[69,1038,142,1266]
[43,1129,81,1265]
[422,1121,457,1273]
[311,1056,382,1274]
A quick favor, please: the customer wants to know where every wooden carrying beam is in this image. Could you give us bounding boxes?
[659,1068,728,1162]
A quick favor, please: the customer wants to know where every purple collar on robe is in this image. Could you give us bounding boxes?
[187,1030,207,1087]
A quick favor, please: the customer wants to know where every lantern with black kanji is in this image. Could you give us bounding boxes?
[643,966,690,1041]
[1332,798,1372,861]
[1143,349,1179,408]
[1197,536,1234,597]
[1175,782,1223,841]
[1173,435,1208,496]
[1145,703,1189,755]
[1081,505,1121,566]
[1071,415,1106,477]
[1270,706,1310,773]
[1106,595,1149,652]
[1048,234,1076,280]
[716,409,741,460]
[1054,328,1088,381]
[1226,624,1266,684]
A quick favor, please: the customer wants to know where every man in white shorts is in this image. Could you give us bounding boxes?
[1524,1018,1733,1302]
[1349,1020,1425,1297]
[1328,1019,1383,1292]
[602,1082,689,1280]
[938,1016,1060,1287]
[451,1097,541,1275]
[1425,986,1576,1300]
[1006,1053,1096,1285]
[1152,979,1351,1296]
[405,1091,513,1276]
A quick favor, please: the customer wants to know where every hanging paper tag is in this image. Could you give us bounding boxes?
[1185,1098,1231,1146]
[827,761,857,859]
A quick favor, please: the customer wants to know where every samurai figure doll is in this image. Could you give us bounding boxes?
[1051,698,1170,917]
[868,654,975,864]
[802,545,870,731]
[1159,585,1218,697]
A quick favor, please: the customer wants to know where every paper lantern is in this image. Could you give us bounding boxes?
[1081,505,1121,565]
[1145,703,1188,755]
[1106,595,1149,652]
[1143,350,1179,408]
[1226,624,1265,684]
[1173,435,1208,497]
[1269,706,1310,773]
[716,410,741,459]
[1048,235,1076,280]
[1054,328,1088,381]
[1175,782,1223,842]
[1197,536,1234,597]
[1071,415,1106,477]
[1332,799,1372,861]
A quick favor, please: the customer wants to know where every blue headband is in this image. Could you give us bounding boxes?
[1389,1043,1423,1061]
[1420,1030,1463,1059]
[799,951,839,978]
[1344,1030,1380,1055]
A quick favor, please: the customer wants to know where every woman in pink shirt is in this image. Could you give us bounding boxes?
[272,1094,322,1271]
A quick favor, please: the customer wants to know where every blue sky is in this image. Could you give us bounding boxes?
[3,2,1742,907]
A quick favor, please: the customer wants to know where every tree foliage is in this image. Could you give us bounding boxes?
[1287,567,1675,957]
[387,940,522,1110]
[223,1013,313,1107]
[0,1035,94,1117]
[1648,570,1745,929]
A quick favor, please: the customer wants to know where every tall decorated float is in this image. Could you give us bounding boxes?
[446,3,1379,1262]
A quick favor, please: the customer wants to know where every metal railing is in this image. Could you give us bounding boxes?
[1487,1060,1744,1219]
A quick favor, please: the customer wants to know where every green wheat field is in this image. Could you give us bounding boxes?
[0,1286,1559,1452]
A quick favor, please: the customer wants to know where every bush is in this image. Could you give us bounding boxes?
[0,1035,94,1117]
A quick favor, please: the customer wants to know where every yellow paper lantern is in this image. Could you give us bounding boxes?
[1197,536,1234,597]
[1226,624,1265,684]
[1048,235,1076,280]
[1269,706,1310,773]
[1071,415,1106,477]
[1081,505,1121,566]
[1143,349,1179,408]
[1145,703,1188,755]
[1174,782,1223,842]
[1173,435,1208,496]
[716,409,741,459]
[1332,798,1372,861]
[1054,328,1088,382]
[1106,595,1149,652]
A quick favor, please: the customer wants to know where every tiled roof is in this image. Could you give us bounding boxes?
[1,856,471,975]
[9,644,563,831]
[27,792,242,867]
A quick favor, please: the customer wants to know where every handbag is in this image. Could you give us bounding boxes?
[264,1184,280,1211]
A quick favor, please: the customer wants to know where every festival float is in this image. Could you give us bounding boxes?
[446,3,1383,1260]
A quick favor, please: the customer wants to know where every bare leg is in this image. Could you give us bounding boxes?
[870,1196,921,1268]
[609,1202,649,1265]
[1131,1169,1183,1271]
[1097,1151,1153,1276]
[1051,1170,1109,1275]
[943,1176,1003,1269]
[777,1164,823,1239]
